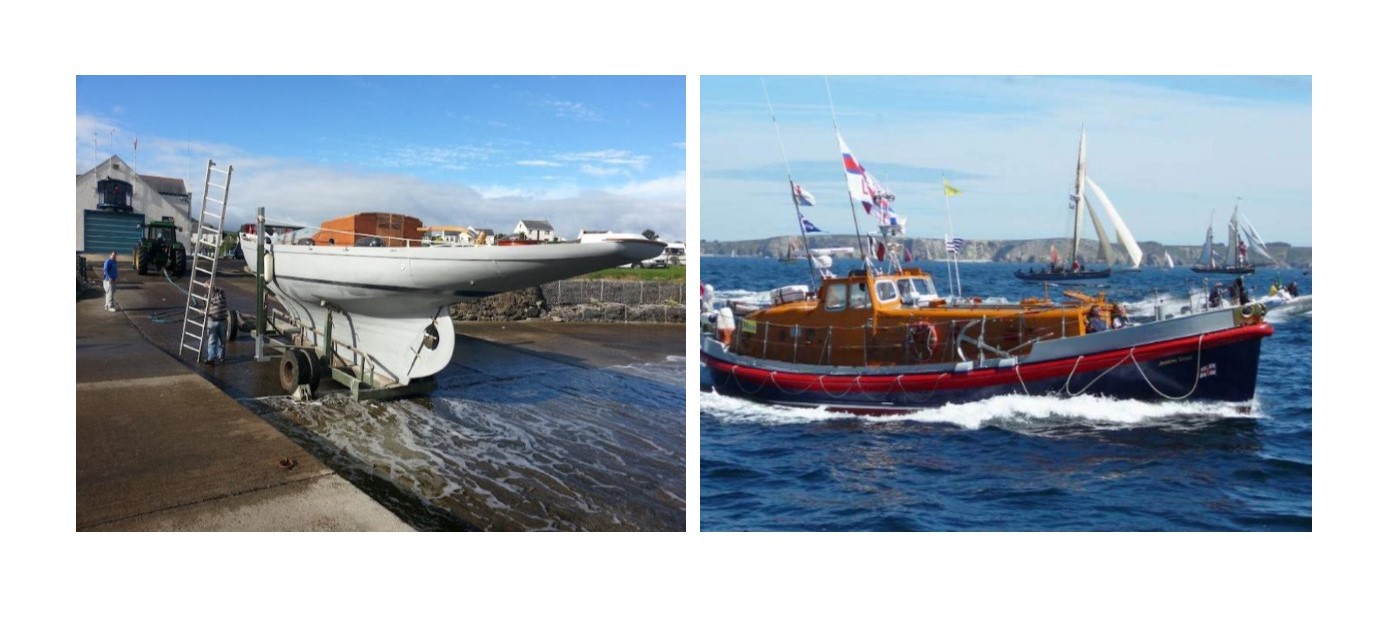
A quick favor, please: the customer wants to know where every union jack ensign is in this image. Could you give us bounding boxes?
[1199,363,1217,379]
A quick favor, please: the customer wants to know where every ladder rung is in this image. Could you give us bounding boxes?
[191,293,208,301]
[201,225,221,233]
[206,197,224,204]
[208,183,225,190]
[195,267,213,275]
[197,253,217,261]
[191,280,209,290]
[184,332,203,340]
[211,167,228,175]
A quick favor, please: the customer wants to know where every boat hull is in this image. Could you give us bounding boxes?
[1191,266,1255,275]
[241,235,665,384]
[1015,268,1111,281]
[702,314,1273,413]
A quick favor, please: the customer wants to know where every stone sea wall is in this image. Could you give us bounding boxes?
[451,279,686,324]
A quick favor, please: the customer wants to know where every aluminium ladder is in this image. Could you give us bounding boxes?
[178,160,233,361]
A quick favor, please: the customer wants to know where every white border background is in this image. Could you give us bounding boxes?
[10,1,1379,621]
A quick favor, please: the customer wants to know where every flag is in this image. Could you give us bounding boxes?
[837,132,897,224]
[945,237,965,254]
[838,132,875,214]
[791,182,815,207]
[875,241,886,262]
[800,215,822,233]
[943,180,961,197]
[903,246,914,263]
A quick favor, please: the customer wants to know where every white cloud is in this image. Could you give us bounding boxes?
[557,149,649,168]
[516,159,562,167]
[544,99,601,121]
[579,164,622,176]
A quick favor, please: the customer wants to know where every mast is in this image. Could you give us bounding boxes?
[760,77,821,286]
[825,77,870,270]
[1070,126,1086,266]
[1228,203,1241,267]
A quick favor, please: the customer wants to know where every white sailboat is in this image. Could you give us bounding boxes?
[1017,127,1141,280]
[1164,250,1176,269]
[241,231,664,386]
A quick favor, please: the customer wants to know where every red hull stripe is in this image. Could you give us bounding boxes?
[704,324,1274,394]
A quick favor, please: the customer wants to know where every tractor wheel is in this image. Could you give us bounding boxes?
[135,250,149,275]
[172,253,187,277]
[279,349,312,394]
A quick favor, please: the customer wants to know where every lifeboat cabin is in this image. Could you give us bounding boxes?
[728,268,1113,368]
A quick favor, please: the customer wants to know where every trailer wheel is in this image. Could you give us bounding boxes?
[225,311,239,343]
[279,349,311,394]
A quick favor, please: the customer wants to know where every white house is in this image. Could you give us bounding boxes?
[514,219,559,242]
[76,155,197,255]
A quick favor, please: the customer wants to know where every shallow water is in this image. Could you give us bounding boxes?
[245,336,686,531]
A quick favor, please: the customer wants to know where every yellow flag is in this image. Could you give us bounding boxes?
[943,180,961,197]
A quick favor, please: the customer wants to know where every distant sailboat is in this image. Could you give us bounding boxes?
[1164,250,1176,269]
[1017,127,1137,281]
[1192,203,1270,275]
[779,240,800,263]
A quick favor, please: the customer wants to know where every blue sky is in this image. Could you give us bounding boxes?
[701,76,1311,245]
[77,76,686,240]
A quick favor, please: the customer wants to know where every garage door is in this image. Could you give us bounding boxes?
[84,210,145,254]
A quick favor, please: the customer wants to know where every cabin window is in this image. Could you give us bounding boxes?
[897,277,938,302]
[824,284,847,311]
[848,282,870,309]
[875,280,898,303]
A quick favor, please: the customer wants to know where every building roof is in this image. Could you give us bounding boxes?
[140,175,188,196]
[518,219,554,231]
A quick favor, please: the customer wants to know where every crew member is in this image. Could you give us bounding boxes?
[102,251,119,312]
[1085,305,1107,334]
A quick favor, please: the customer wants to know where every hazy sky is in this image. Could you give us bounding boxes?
[701,76,1311,245]
[77,76,686,241]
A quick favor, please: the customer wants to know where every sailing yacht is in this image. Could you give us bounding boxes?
[1017,127,1141,281]
[1191,203,1271,274]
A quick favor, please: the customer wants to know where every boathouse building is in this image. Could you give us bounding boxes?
[76,155,197,254]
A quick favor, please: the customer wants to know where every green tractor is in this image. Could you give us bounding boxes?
[133,220,188,277]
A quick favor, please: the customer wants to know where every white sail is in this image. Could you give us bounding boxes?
[1164,250,1175,268]
[1200,225,1215,268]
[1082,194,1114,265]
[1086,177,1143,268]
[1239,214,1275,263]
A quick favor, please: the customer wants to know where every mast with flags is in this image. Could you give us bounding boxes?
[762,77,823,285]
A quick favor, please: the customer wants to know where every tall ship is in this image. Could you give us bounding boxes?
[1192,203,1272,274]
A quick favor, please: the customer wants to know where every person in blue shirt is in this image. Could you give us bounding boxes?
[1085,305,1108,333]
[102,252,119,312]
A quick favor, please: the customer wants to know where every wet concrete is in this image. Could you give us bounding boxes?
[76,264,411,531]
[81,262,686,531]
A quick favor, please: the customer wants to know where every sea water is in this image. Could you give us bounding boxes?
[700,257,1312,531]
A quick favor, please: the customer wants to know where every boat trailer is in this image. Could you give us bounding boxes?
[246,209,436,401]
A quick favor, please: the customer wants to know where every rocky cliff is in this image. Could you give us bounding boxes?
[700,235,1312,268]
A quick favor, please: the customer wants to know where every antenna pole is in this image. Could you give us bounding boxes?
[761,77,820,287]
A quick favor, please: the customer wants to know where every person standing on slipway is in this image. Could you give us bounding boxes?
[205,287,228,365]
[102,251,119,312]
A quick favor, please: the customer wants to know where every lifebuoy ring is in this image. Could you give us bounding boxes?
[907,321,939,363]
